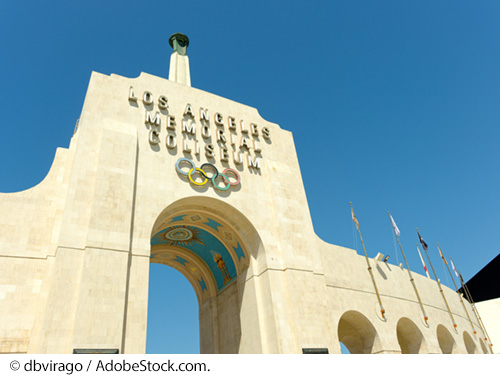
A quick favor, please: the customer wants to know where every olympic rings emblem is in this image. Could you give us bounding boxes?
[176,158,241,191]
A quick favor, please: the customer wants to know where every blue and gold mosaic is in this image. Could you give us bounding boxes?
[150,211,249,302]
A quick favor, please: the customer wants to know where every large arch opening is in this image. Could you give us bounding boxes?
[146,196,264,353]
[337,310,381,354]
[396,317,425,354]
[436,324,457,354]
[146,264,199,353]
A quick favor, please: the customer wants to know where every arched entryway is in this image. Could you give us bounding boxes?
[396,317,425,354]
[337,310,381,354]
[147,196,264,353]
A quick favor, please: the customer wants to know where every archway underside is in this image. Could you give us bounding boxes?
[396,317,425,354]
[150,210,250,304]
[338,310,380,354]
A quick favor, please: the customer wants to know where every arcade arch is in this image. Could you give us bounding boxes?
[396,317,425,354]
[463,331,477,354]
[436,324,457,354]
[337,310,381,354]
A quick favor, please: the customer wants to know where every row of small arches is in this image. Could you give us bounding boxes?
[338,310,489,354]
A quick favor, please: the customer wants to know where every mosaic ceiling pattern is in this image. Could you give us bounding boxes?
[150,211,249,302]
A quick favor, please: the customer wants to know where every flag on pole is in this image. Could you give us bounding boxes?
[389,214,400,236]
[450,257,460,278]
[350,204,359,228]
[417,230,428,251]
[437,244,448,265]
[417,245,431,279]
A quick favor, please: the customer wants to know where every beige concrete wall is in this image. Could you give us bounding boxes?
[0,70,491,354]
[475,298,500,353]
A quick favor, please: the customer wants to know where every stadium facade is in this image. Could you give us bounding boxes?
[0,34,491,354]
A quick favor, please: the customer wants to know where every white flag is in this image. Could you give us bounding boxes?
[390,214,400,236]
[417,245,431,279]
[450,258,460,278]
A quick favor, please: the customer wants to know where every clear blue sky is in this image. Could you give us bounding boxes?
[1,1,499,354]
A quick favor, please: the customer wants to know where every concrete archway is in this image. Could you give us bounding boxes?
[396,317,425,354]
[463,331,477,354]
[337,310,381,354]
[479,338,488,354]
[148,196,265,353]
[436,324,457,354]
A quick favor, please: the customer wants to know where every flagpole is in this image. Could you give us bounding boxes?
[462,285,493,353]
[388,213,428,325]
[417,229,457,330]
[416,244,431,279]
[437,244,475,334]
[453,259,494,353]
[461,274,493,353]
[350,203,386,319]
